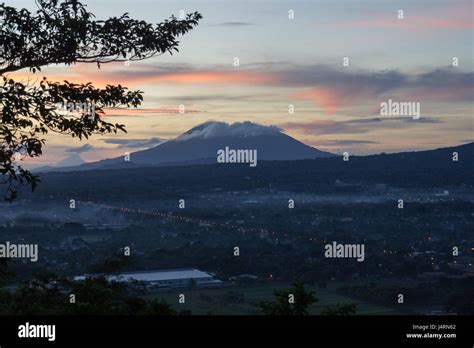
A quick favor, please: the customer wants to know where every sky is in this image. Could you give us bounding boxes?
[6,0,474,167]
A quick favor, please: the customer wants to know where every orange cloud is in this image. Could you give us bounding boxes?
[70,64,277,86]
[292,85,376,114]
[6,64,472,117]
[7,64,276,88]
[152,71,275,85]
[293,87,342,114]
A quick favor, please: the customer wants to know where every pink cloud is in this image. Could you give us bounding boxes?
[8,63,276,88]
[61,64,276,87]
[292,85,377,114]
[8,63,472,116]
[292,87,343,114]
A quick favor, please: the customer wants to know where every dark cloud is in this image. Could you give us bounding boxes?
[278,65,408,92]
[325,140,379,145]
[282,120,366,136]
[398,117,444,124]
[347,117,443,124]
[346,118,384,124]
[281,116,444,136]
[276,65,473,96]
[103,137,164,148]
[414,68,474,88]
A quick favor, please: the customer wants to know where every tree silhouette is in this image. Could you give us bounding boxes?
[259,280,318,315]
[320,303,357,315]
[0,258,7,286]
[0,0,201,201]
[0,273,177,315]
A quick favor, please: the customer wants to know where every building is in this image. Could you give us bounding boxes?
[75,268,223,288]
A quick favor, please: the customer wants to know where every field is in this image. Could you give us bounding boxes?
[144,281,402,315]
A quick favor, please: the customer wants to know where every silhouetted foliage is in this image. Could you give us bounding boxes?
[89,253,132,275]
[0,0,201,201]
[0,273,177,315]
[0,258,8,286]
[320,303,357,316]
[444,285,474,315]
[258,280,317,315]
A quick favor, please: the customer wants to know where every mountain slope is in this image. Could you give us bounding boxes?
[39,121,334,172]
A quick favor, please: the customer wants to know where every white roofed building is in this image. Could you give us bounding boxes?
[75,268,223,289]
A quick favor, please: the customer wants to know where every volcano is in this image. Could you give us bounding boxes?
[38,121,334,172]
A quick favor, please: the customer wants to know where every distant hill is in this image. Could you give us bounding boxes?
[34,154,85,172]
[28,141,473,199]
[35,121,334,172]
